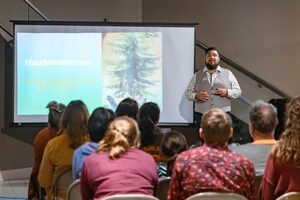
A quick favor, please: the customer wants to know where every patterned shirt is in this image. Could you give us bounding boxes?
[168,143,255,200]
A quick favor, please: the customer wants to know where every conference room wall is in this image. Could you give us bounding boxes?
[1,0,299,172]
[142,0,300,98]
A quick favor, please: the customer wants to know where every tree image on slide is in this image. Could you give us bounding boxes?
[103,32,162,110]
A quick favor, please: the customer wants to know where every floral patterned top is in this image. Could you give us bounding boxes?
[168,143,255,200]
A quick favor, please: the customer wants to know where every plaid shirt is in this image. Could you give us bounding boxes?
[168,143,255,200]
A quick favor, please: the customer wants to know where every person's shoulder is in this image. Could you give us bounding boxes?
[230,143,254,151]
[231,150,254,165]
[46,133,68,148]
[177,147,199,159]
[218,66,231,73]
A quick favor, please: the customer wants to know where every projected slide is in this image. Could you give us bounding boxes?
[102,32,162,110]
[14,23,194,124]
[17,33,103,114]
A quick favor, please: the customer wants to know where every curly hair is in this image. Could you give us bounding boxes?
[271,96,300,164]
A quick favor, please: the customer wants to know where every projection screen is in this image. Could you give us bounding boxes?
[13,21,195,124]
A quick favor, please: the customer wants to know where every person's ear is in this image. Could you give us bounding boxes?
[249,123,254,138]
[199,128,204,139]
[229,128,233,138]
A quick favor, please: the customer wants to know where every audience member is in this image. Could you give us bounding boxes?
[72,107,115,180]
[259,96,300,200]
[160,130,188,176]
[28,101,66,200]
[80,116,158,199]
[268,98,289,140]
[168,108,255,200]
[38,100,90,200]
[115,97,138,120]
[231,100,277,176]
[138,102,165,163]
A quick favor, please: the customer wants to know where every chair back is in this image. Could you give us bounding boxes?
[66,179,81,200]
[255,175,263,200]
[102,194,159,200]
[276,192,300,200]
[53,167,73,200]
[156,177,171,200]
[185,192,248,200]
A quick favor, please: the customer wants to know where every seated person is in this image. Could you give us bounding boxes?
[80,116,158,199]
[168,108,255,200]
[231,100,277,176]
[259,96,300,200]
[268,98,289,140]
[72,107,115,180]
[38,100,90,200]
[160,130,188,176]
[138,102,165,163]
[28,101,66,200]
[115,97,138,120]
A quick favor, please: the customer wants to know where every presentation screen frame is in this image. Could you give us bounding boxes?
[12,21,196,125]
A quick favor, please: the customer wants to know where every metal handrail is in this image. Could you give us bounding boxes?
[0,24,13,38]
[23,0,50,21]
[195,40,291,100]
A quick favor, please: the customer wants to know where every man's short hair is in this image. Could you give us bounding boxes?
[201,108,232,144]
[250,100,277,134]
[205,47,219,55]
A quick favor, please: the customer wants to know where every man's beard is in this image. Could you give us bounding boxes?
[205,62,218,70]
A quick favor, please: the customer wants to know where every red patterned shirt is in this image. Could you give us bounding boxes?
[168,143,255,200]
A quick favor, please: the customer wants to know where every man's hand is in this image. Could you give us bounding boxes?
[214,88,228,97]
[195,92,209,101]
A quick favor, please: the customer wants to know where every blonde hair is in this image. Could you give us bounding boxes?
[201,108,232,145]
[271,96,300,164]
[96,116,140,159]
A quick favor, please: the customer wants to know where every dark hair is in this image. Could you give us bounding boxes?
[59,100,89,149]
[115,98,138,120]
[46,101,66,127]
[160,130,188,175]
[268,98,290,140]
[138,102,160,147]
[250,100,277,134]
[88,107,115,142]
[205,47,219,55]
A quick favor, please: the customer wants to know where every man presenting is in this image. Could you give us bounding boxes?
[185,47,242,127]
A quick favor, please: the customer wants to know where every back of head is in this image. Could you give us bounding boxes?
[201,108,232,145]
[46,101,66,127]
[161,130,188,175]
[115,98,138,120]
[60,100,89,149]
[88,107,115,143]
[271,96,300,163]
[96,116,140,159]
[161,130,188,158]
[250,100,277,134]
[138,102,160,147]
